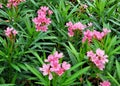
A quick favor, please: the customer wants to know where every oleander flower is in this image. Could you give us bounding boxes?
[82,30,93,43]
[66,21,86,37]
[99,81,111,86]
[87,49,108,70]
[39,51,71,80]
[62,61,71,70]
[33,6,53,32]
[39,64,53,80]
[7,0,25,8]
[82,28,111,43]
[93,30,103,40]
[4,27,18,38]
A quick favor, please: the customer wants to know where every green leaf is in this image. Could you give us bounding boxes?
[67,4,78,19]
[25,64,48,85]
[68,62,85,72]
[109,19,120,26]
[26,51,44,65]
[10,63,21,72]
[17,63,28,71]
[62,66,90,85]
[29,0,38,7]
[107,72,120,86]
[0,50,6,57]
[86,80,92,86]
[0,84,15,86]
[116,60,120,80]
[107,5,116,17]
[0,67,5,74]
[0,9,9,19]
[67,49,77,65]
[68,42,79,61]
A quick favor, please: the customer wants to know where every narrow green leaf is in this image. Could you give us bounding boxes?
[67,5,78,19]
[68,42,79,61]
[29,51,44,65]
[0,50,6,57]
[68,62,85,72]
[62,66,90,85]
[87,80,92,86]
[29,0,38,7]
[0,67,5,74]
[116,60,120,80]
[109,19,120,26]
[25,64,48,85]
[107,72,120,86]
[0,84,15,86]
[11,63,21,72]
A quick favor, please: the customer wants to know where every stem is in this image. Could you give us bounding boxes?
[8,38,15,63]
[7,37,15,83]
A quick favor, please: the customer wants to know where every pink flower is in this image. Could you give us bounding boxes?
[4,27,13,37]
[39,64,53,80]
[50,61,60,72]
[96,48,108,64]
[39,64,51,76]
[54,51,63,59]
[100,81,111,86]
[48,10,53,15]
[66,21,73,27]
[45,51,63,63]
[45,54,58,63]
[33,6,52,32]
[87,51,94,57]
[40,6,49,13]
[102,28,111,36]
[82,30,93,43]
[82,28,111,43]
[48,73,53,80]
[7,0,25,8]
[40,51,71,80]
[73,22,86,30]
[96,48,105,57]
[12,29,18,36]
[87,51,97,62]
[87,49,108,70]
[94,58,105,70]
[66,21,86,37]
[56,67,64,76]
[4,27,18,38]
[0,3,2,8]
[36,25,48,32]
[62,61,71,70]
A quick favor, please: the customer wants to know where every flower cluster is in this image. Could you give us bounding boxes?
[99,81,111,86]
[33,6,53,32]
[39,51,71,80]
[4,27,18,38]
[87,48,108,70]
[7,0,25,8]
[66,21,86,37]
[82,28,111,43]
